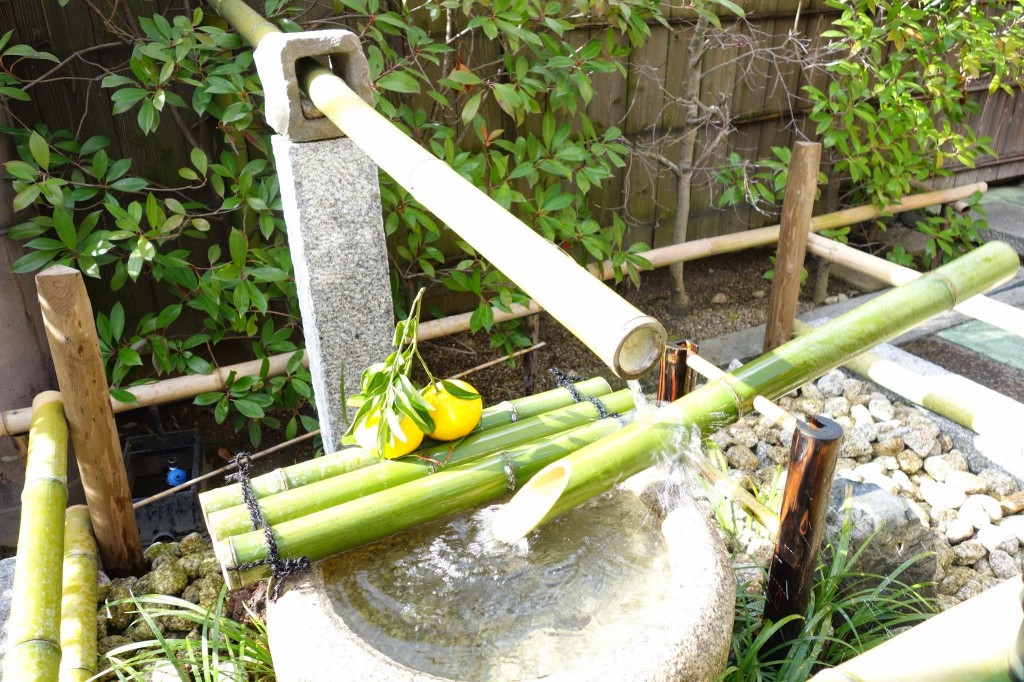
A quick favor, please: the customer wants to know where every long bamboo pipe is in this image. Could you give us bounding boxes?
[0,183,986,439]
[207,0,665,379]
[489,242,1020,543]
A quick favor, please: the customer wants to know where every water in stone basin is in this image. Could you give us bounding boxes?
[323,485,673,681]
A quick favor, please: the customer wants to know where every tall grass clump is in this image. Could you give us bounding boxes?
[100,589,274,681]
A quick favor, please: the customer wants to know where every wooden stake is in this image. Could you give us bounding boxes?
[764,415,843,643]
[657,340,699,402]
[764,142,822,352]
[35,265,143,575]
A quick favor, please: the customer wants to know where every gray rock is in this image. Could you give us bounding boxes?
[817,370,847,398]
[923,452,969,482]
[979,468,1018,497]
[952,539,987,565]
[988,549,1021,579]
[953,578,983,601]
[800,382,825,401]
[795,397,825,417]
[711,292,728,304]
[1001,491,1024,516]
[746,537,775,569]
[728,426,759,449]
[945,471,989,496]
[944,518,976,544]
[0,557,14,665]
[977,524,1020,554]
[826,481,939,596]
[920,479,967,511]
[851,422,881,444]
[873,437,904,458]
[843,379,868,403]
[104,577,141,630]
[752,423,780,446]
[959,495,1003,525]
[903,428,938,458]
[938,434,954,453]
[840,433,873,462]
[929,508,959,532]
[850,404,874,426]
[868,397,895,422]
[897,449,924,474]
[937,565,975,595]
[726,445,759,471]
[731,554,766,595]
[853,462,886,478]
[877,456,901,472]
[823,396,851,418]
[906,499,931,527]
[125,616,166,642]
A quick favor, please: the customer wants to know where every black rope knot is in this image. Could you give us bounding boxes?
[228,451,311,601]
[548,367,618,419]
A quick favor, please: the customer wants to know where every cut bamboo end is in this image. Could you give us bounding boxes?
[32,390,63,411]
[614,316,668,380]
[489,462,570,544]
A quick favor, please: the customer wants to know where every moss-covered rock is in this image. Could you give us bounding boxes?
[176,550,220,579]
[135,561,188,597]
[97,634,133,656]
[104,577,140,630]
[178,532,208,556]
[124,615,166,642]
[180,576,221,610]
[143,541,181,563]
[151,551,179,570]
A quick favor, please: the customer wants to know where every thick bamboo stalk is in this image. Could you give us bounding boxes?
[0,183,987,439]
[2,392,68,682]
[298,61,665,379]
[198,378,612,514]
[59,505,98,682]
[685,354,796,430]
[793,319,1024,449]
[806,232,1024,337]
[36,265,143,575]
[811,575,1022,682]
[205,389,635,541]
[216,417,625,588]
[488,242,1020,543]
[764,142,821,352]
[764,415,843,642]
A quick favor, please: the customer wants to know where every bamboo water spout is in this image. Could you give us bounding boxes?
[204,0,665,379]
[489,241,1021,542]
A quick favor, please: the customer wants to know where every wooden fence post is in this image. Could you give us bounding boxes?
[35,265,143,575]
[764,141,822,352]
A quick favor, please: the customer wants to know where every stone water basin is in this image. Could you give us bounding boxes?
[266,466,735,681]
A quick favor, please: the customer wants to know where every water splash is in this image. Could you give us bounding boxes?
[626,379,649,412]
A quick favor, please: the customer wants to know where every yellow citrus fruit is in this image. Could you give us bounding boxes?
[353,409,424,459]
[422,379,482,441]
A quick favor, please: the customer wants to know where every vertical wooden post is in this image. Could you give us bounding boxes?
[764,141,822,352]
[657,340,699,402]
[812,255,831,304]
[764,414,843,643]
[35,265,143,575]
[522,314,541,394]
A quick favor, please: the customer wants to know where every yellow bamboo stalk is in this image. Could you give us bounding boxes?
[3,392,69,682]
[58,506,98,682]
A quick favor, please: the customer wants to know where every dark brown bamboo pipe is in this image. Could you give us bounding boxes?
[657,340,699,402]
[764,414,844,643]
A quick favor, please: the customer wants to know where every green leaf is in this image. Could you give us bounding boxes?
[461,92,483,125]
[110,302,125,340]
[440,380,480,400]
[10,249,58,274]
[469,302,493,332]
[377,71,420,94]
[13,185,41,212]
[53,208,76,250]
[228,228,247,268]
[111,177,148,192]
[110,388,138,404]
[118,347,143,367]
[28,132,49,171]
[233,398,265,419]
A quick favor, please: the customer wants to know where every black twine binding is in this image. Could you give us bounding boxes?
[227,452,310,601]
[548,368,618,419]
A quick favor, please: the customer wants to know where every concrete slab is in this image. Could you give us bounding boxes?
[981,182,1024,256]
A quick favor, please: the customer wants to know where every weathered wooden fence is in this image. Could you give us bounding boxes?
[2,0,1022,313]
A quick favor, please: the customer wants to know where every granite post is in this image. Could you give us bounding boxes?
[256,31,392,452]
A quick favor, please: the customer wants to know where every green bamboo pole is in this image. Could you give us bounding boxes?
[198,378,612,515]
[810,576,1022,682]
[216,417,624,588]
[488,242,1021,542]
[58,506,98,682]
[3,392,69,682]
[205,388,634,542]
